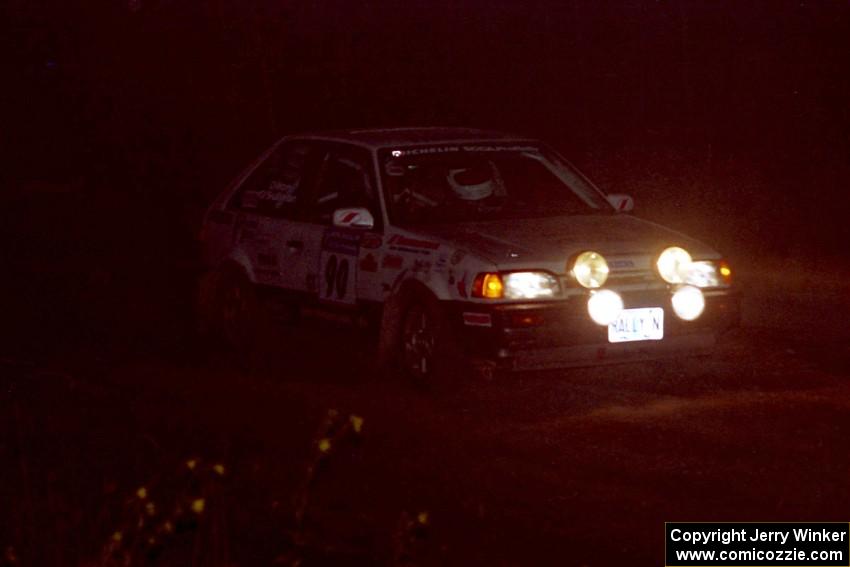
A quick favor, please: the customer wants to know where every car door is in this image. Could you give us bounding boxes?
[303,144,383,308]
[227,140,320,292]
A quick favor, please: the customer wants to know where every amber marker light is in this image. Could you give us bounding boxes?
[472,273,504,299]
[718,260,732,284]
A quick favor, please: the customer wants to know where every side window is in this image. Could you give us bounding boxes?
[230,142,311,218]
[311,148,380,227]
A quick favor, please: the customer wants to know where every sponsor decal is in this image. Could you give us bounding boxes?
[388,234,440,254]
[322,228,360,255]
[462,312,492,327]
[268,180,297,199]
[390,145,538,157]
[389,234,440,250]
[381,254,404,270]
[392,146,460,156]
[246,181,297,206]
[609,259,635,269]
[359,253,378,272]
[461,144,538,153]
[361,233,383,249]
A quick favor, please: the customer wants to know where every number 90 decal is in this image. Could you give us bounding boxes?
[319,252,356,304]
[318,228,360,305]
[324,254,349,299]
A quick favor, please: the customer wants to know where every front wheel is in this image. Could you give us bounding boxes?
[400,302,437,382]
[397,293,463,388]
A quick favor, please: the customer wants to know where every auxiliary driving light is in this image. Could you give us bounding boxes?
[656,246,692,284]
[572,251,609,288]
[587,289,624,326]
[671,285,705,321]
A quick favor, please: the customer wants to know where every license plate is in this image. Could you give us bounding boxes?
[608,307,664,343]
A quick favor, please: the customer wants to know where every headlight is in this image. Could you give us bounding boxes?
[503,271,560,299]
[656,246,692,284]
[671,285,705,321]
[572,251,609,288]
[587,289,624,326]
[677,259,732,287]
[685,260,719,287]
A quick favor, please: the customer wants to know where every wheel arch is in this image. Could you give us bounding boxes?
[219,251,255,283]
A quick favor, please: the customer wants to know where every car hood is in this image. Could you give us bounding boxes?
[413,214,718,267]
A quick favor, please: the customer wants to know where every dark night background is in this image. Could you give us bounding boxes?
[4,0,850,345]
[2,1,850,565]
[4,0,848,353]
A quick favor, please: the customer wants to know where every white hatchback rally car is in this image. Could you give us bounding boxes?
[198,128,739,380]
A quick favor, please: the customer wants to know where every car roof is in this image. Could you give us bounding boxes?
[290,127,537,150]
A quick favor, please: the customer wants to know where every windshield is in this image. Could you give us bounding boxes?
[379,144,611,226]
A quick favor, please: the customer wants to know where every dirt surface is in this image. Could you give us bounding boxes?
[3,279,850,566]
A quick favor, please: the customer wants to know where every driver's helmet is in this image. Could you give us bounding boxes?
[446,164,494,201]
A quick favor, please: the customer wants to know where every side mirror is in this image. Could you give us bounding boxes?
[332,207,375,229]
[607,193,634,212]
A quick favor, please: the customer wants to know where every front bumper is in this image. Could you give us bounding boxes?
[445,288,740,371]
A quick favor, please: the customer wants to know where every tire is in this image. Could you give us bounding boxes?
[395,290,464,388]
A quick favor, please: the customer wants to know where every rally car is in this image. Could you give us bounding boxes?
[197,128,739,381]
